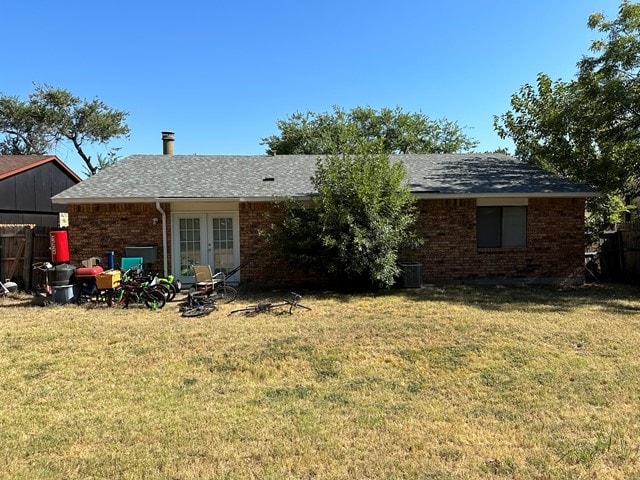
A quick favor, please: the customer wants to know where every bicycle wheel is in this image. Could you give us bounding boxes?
[230,309,260,316]
[214,285,237,303]
[153,283,172,301]
[184,290,208,307]
[105,287,121,307]
[182,305,216,317]
[121,291,136,308]
[230,302,270,316]
[144,289,166,309]
[158,280,177,302]
[165,282,177,302]
[292,302,312,311]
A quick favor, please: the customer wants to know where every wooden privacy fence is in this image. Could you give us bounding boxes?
[601,222,640,281]
[0,224,53,290]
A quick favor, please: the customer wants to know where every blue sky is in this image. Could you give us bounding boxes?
[2,0,621,175]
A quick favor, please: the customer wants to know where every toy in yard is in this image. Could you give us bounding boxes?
[0,278,18,297]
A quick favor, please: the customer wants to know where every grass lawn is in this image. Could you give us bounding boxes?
[1,284,639,479]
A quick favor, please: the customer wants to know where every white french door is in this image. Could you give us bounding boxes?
[172,213,240,285]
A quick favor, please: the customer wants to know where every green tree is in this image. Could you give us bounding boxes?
[80,150,122,177]
[266,146,420,290]
[0,84,129,174]
[494,1,640,227]
[262,106,477,155]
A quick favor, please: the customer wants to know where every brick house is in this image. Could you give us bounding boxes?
[51,141,596,286]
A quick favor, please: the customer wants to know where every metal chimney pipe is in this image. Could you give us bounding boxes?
[162,131,175,155]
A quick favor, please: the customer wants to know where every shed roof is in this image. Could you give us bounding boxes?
[51,153,597,204]
[0,155,82,182]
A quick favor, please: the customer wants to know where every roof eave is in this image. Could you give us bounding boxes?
[52,190,598,205]
[161,196,315,202]
[52,196,159,204]
[52,195,316,205]
[0,155,82,183]
[412,191,599,199]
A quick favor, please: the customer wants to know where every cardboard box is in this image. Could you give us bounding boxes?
[96,270,121,289]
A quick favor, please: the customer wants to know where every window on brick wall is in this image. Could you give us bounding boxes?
[477,206,527,248]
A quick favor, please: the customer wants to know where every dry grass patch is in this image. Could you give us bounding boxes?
[1,284,639,479]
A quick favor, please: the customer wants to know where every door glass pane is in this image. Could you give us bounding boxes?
[211,217,234,275]
[179,217,201,275]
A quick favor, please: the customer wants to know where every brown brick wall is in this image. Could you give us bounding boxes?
[67,197,586,285]
[238,202,327,287]
[66,203,170,273]
[239,197,586,285]
[407,197,586,282]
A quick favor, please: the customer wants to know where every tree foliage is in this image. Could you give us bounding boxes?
[265,147,420,289]
[494,1,640,227]
[0,84,130,174]
[262,106,477,155]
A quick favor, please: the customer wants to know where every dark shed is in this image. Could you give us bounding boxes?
[0,155,81,227]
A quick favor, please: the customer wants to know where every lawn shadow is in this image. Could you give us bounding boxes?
[391,282,640,315]
[235,284,369,305]
[236,281,640,314]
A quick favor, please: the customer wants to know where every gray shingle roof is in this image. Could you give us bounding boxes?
[51,153,597,203]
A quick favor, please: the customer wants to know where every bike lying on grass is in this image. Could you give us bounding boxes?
[229,292,311,316]
[179,290,217,318]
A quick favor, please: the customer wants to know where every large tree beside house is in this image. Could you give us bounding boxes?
[494,1,640,231]
[261,106,476,288]
[0,84,129,175]
[261,106,478,155]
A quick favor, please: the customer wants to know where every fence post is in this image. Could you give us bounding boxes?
[22,226,34,290]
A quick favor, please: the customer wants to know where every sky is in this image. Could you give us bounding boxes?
[2,0,622,176]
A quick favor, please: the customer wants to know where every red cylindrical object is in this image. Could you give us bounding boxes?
[50,230,70,263]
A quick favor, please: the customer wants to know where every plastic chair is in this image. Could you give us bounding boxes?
[192,265,225,293]
[121,257,144,271]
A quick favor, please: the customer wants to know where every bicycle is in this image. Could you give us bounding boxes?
[229,292,311,316]
[179,290,217,317]
[159,273,181,302]
[142,271,181,302]
[105,268,166,309]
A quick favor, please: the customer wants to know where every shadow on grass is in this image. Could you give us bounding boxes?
[0,294,42,308]
[233,281,640,315]
[392,282,640,315]
[235,284,369,305]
